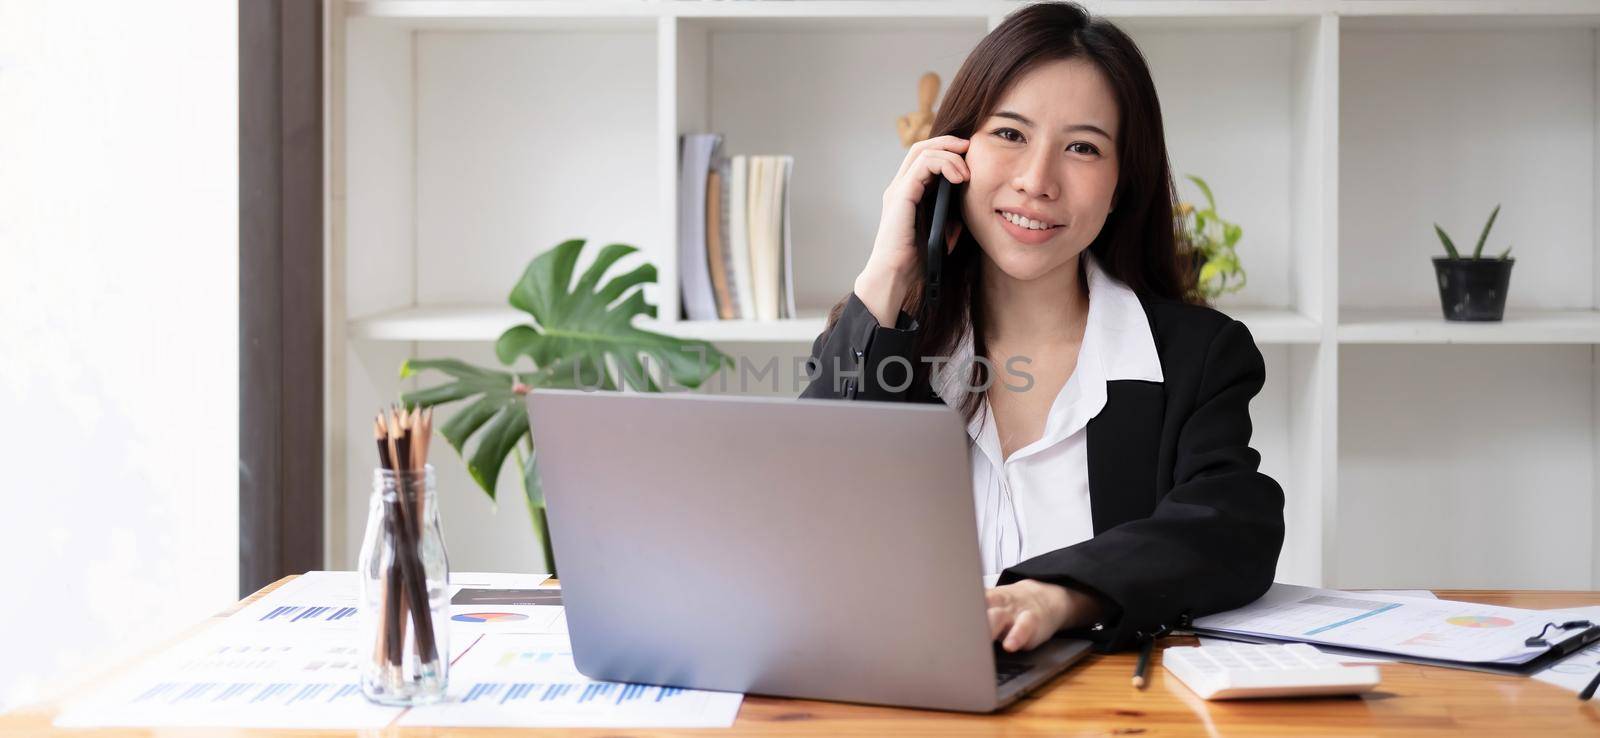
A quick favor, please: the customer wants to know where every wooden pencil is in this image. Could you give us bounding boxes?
[372,419,393,671]
[374,416,405,668]
[391,405,439,665]
[374,416,392,470]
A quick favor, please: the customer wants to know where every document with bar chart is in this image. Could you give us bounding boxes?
[52,629,401,729]
[53,571,740,729]
[224,570,554,634]
[218,571,362,634]
[1194,583,1590,665]
[398,633,743,728]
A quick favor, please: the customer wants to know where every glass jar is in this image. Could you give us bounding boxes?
[358,464,450,705]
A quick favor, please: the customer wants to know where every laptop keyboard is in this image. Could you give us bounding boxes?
[995,658,1033,686]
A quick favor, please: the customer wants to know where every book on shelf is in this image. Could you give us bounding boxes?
[705,166,734,319]
[728,154,756,320]
[677,133,722,321]
[749,155,773,320]
[778,155,796,321]
[679,133,796,322]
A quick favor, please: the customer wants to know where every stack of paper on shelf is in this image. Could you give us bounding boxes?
[679,133,796,321]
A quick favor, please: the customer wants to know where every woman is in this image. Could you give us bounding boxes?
[800,1,1284,655]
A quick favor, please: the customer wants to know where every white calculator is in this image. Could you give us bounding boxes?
[1162,643,1380,700]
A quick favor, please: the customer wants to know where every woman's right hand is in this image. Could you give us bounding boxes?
[853,135,970,327]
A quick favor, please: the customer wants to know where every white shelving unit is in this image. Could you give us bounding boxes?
[326,0,1600,590]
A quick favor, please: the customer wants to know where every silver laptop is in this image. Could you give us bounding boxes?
[526,389,1092,712]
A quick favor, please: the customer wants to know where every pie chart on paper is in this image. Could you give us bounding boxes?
[452,612,530,623]
[1446,615,1514,628]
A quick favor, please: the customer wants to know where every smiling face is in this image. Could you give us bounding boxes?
[960,57,1121,284]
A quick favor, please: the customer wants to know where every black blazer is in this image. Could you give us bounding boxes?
[799,290,1285,652]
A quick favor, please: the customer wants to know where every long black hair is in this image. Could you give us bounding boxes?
[823,0,1200,425]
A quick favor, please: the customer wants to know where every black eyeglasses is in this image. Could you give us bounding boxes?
[1520,620,1600,701]
[1526,620,1593,647]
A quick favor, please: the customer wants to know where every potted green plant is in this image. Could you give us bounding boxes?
[1432,204,1514,321]
[399,238,730,576]
[1174,174,1246,302]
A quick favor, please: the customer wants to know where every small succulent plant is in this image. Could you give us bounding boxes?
[1434,204,1512,261]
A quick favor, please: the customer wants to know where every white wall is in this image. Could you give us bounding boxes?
[0,0,238,710]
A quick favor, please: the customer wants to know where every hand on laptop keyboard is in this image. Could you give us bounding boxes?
[987,580,1104,652]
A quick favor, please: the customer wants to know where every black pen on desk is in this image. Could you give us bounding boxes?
[1580,666,1600,701]
[1132,635,1154,689]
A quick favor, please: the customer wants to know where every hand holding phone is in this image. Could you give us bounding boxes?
[854,135,968,327]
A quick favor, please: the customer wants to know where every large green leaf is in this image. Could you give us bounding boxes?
[400,359,537,499]
[467,403,528,498]
[400,238,730,506]
[496,239,731,390]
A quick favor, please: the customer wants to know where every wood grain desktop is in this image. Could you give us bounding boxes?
[4,578,1598,737]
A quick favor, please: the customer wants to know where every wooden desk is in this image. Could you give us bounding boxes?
[5,579,1598,736]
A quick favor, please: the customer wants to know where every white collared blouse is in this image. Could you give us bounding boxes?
[932,250,1165,586]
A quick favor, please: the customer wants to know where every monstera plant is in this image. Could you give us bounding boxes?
[400,238,730,575]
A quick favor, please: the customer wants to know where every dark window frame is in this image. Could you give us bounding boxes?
[239,0,324,596]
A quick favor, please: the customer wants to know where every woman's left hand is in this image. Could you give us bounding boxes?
[986,580,1104,652]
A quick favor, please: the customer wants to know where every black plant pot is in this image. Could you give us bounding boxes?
[1431,257,1514,321]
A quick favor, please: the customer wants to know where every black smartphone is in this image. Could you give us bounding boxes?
[924,176,954,310]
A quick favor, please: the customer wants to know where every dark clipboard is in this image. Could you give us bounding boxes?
[1188,622,1600,677]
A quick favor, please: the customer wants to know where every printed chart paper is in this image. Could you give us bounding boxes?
[52,629,401,729]
[1198,590,1439,664]
[226,571,552,627]
[1531,606,1600,694]
[53,571,739,729]
[449,585,567,635]
[1195,584,1589,665]
[398,633,742,728]
[224,571,364,634]
[1533,641,1600,695]
[51,570,559,730]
